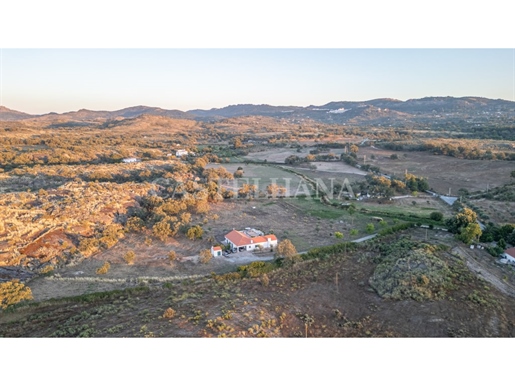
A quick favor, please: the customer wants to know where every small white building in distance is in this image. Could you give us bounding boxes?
[122,157,139,163]
[176,149,188,157]
[211,246,222,257]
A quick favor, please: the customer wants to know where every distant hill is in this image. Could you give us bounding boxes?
[188,104,302,118]
[0,106,35,121]
[2,97,515,126]
[0,105,193,122]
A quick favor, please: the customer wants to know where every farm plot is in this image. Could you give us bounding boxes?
[353,196,454,219]
[359,148,515,194]
[243,148,313,163]
[469,199,515,224]
[206,163,310,196]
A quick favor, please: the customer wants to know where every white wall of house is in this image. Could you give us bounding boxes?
[503,253,515,263]
[225,238,273,251]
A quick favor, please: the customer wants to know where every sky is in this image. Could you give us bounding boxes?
[1,49,514,115]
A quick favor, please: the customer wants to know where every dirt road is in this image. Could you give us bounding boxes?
[454,246,515,298]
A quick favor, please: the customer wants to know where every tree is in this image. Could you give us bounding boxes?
[458,223,482,244]
[276,239,299,265]
[168,250,177,262]
[233,137,243,149]
[126,216,145,232]
[348,204,356,216]
[511,170,515,179]
[123,250,135,265]
[390,154,399,160]
[430,211,444,222]
[366,223,375,233]
[446,208,478,234]
[186,225,204,240]
[96,262,110,275]
[199,249,212,264]
[266,183,279,197]
[153,219,172,241]
[350,144,359,154]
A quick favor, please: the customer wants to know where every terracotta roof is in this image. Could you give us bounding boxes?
[212,246,222,251]
[225,230,278,246]
[504,247,515,258]
[225,230,252,247]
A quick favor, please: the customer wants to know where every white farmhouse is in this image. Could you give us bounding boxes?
[224,229,277,252]
[176,149,188,157]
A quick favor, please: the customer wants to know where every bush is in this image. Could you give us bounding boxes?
[260,273,270,287]
[186,225,204,240]
[0,280,33,309]
[168,251,177,262]
[238,261,276,277]
[126,216,145,232]
[430,211,444,222]
[366,223,375,233]
[335,231,343,239]
[123,250,135,265]
[163,308,176,319]
[199,249,212,264]
[96,262,111,275]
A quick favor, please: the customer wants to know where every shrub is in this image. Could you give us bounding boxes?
[186,225,204,240]
[370,239,453,301]
[163,307,176,319]
[123,250,135,265]
[199,249,212,264]
[96,262,111,275]
[430,212,444,222]
[334,231,343,239]
[168,251,177,262]
[39,265,54,274]
[366,223,375,233]
[260,273,270,287]
[126,216,145,232]
[0,280,33,309]
[238,261,276,277]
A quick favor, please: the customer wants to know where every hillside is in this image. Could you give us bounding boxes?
[1,234,514,337]
[4,97,515,127]
[0,106,35,121]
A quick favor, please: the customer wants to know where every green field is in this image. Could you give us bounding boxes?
[207,163,311,195]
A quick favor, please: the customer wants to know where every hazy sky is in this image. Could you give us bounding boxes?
[1,49,513,114]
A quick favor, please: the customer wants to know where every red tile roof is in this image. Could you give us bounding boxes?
[212,246,222,251]
[225,230,252,247]
[504,247,515,258]
[225,230,278,247]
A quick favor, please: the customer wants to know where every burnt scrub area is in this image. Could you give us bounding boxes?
[1,234,514,337]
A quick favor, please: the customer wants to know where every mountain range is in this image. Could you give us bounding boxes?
[1,96,515,125]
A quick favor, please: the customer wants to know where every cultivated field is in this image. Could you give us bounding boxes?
[206,163,306,195]
[244,147,347,163]
[359,147,515,194]
[468,199,515,224]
